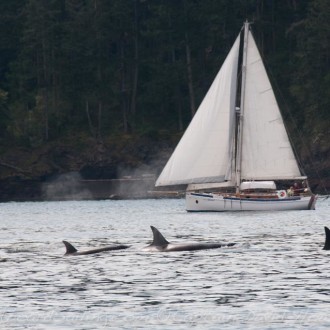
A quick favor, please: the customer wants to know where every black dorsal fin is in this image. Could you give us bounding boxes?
[150,226,169,247]
[323,227,330,250]
[63,241,78,254]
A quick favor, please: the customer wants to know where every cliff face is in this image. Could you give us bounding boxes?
[0,134,328,202]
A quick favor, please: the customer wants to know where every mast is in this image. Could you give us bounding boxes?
[235,21,249,194]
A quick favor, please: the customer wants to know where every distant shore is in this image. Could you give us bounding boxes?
[0,176,186,202]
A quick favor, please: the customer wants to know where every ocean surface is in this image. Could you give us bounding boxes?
[0,197,330,329]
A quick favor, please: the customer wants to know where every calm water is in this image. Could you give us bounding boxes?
[0,197,330,329]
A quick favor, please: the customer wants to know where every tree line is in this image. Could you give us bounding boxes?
[0,0,328,154]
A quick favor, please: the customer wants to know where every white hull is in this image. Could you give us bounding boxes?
[186,192,317,212]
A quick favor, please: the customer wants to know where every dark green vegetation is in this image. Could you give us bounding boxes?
[0,0,329,200]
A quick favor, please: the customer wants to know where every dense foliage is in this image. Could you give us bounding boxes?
[0,1,328,179]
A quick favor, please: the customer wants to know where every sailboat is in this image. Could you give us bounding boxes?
[155,21,317,211]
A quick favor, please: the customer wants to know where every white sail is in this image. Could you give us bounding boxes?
[156,36,240,186]
[240,30,303,180]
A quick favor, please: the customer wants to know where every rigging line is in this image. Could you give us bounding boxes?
[264,58,328,194]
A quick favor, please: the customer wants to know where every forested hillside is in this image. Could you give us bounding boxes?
[0,0,329,200]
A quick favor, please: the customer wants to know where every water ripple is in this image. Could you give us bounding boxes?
[0,198,329,329]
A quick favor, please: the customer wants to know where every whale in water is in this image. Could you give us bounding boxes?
[142,226,235,252]
[63,240,129,256]
[323,227,330,250]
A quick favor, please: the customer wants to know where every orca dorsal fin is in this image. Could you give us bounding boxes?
[63,241,78,254]
[150,226,169,247]
[323,227,330,250]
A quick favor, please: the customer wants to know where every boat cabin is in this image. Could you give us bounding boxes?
[239,181,279,198]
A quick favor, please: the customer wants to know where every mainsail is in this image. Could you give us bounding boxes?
[156,36,240,186]
[240,31,303,180]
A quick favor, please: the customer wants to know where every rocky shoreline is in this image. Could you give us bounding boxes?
[0,135,328,202]
[0,175,187,202]
[0,174,328,203]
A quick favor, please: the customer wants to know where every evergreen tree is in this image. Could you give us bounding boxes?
[290,0,330,135]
